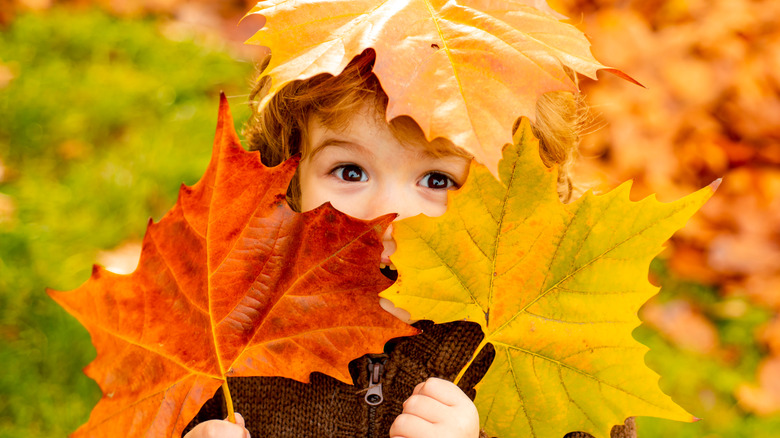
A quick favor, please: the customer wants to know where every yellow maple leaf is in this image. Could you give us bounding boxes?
[381,118,715,437]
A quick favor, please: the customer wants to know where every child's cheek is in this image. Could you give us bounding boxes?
[416,190,451,218]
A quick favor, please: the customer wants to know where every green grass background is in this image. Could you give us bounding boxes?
[0,8,253,436]
[1,7,778,438]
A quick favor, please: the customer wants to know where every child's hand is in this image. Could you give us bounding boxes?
[183,413,250,438]
[389,377,480,438]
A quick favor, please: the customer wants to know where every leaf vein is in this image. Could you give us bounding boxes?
[215,217,285,327]
[147,226,209,315]
[507,347,537,438]
[93,323,218,378]
[524,310,631,325]
[81,374,204,433]
[493,341,668,409]
[414,229,482,310]
[236,224,386,365]
[542,200,690,302]
[558,364,599,428]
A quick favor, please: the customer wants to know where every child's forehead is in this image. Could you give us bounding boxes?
[309,103,471,160]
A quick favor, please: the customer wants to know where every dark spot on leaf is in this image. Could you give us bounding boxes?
[224,226,242,242]
[431,43,440,50]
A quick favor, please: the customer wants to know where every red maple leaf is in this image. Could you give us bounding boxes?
[48,94,418,437]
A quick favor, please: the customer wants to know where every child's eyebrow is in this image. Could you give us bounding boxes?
[409,145,468,163]
[412,148,442,160]
[308,138,375,161]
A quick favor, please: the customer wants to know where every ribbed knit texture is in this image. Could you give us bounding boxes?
[185,320,636,438]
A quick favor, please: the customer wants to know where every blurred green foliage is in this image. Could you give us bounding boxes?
[0,8,253,437]
[636,261,779,437]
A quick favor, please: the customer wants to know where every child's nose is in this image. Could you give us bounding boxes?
[366,187,420,222]
[381,224,396,250]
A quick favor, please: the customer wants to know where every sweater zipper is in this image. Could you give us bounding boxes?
[365,358,385,438]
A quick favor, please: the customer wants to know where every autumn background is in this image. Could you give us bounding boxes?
[1,0,778,437]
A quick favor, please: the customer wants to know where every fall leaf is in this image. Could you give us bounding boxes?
[48,94,417,437]
[381,118,715,437]
[244,0,635,175]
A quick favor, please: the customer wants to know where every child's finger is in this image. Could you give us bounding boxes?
[389,412,435,438]
[415,377,468,406]
[402,393,449,423]
[183,418,250,438]
[184,413,250,438]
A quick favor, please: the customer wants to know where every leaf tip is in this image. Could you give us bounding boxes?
[602,68,644,88]
[240,5,261,26]
[44,286,58,299]
[709,178,723,192]
[218,91,229,110]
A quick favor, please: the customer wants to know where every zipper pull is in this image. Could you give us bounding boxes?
[365,360,384,406]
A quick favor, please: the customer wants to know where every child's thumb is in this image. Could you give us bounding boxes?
[231,413,250,438]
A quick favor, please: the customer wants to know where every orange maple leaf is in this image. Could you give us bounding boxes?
[244,0,636,175]
[48,94,417,437]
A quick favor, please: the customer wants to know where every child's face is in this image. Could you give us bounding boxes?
[298,103,470,265]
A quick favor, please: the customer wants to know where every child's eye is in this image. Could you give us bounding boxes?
[420,172,457,189]
[332,164,368,182]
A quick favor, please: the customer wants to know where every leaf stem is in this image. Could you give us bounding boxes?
[222,380,236,423]
[454,338,489,385]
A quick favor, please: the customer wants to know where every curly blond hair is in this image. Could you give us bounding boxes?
[244,50,586,208]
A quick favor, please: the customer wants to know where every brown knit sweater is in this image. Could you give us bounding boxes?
[186,320,636,437]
